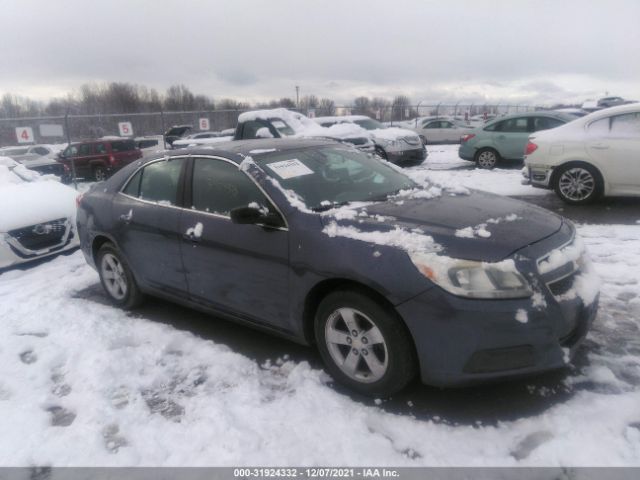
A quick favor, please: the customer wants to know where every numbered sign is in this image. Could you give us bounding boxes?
[118,122,133,136]
[16,127,34,144]
[307,109,316,118]
[199,118,210,131]
[375,109,381,120]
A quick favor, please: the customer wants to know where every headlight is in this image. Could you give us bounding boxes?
[378,138,398,147]
[409,254,533,299]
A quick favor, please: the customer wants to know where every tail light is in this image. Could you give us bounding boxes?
[76,193,84,208]
[109,154,116,165]
[461,134,476,143]
[525,141,538,155]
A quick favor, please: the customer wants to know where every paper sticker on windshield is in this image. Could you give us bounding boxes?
[266,159,314,179]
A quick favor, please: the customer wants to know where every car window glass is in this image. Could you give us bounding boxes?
[95,143,107,154]
[111,140,135,152]
[242,121,270,139]
[138,139,159,148]
[500,118,529,133]
[123,169,143,197]
[441,121,454,128]
[425,121,440,129]
[588,118,610,135]
[271,119,295,136]
[533,117,564,132]
[78,144,93,156]
[33,147,49,155]
[484,122,498,132]
[65,145,78,157]
[138,158,185,205]
[191,158,269,216]
[610,113,640,137]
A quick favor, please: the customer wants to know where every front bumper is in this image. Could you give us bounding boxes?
[386,147,427,164]
[0,219,79,269]
[397,230,599,387]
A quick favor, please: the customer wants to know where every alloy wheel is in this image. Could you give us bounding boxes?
[324,307,389,383]
[477,150,497,169]
[558,167,595,202]
[101,253,128,300]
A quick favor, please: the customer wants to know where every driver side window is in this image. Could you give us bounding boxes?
[191,158,271,216]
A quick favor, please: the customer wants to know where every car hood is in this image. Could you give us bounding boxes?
[18,156,59,168]
[0,180,77,232]
[321,190,563,262]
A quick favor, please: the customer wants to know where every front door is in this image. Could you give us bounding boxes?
[179,156,291,331]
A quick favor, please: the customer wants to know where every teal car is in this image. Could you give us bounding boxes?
[458,112,575,168]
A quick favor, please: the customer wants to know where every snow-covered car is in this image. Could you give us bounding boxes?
[77,139,598,396]
[0,157,79,269]
[523,103,640,204]
[0,144,69,180]
[233,109,376,155]
[315,115,426,164]
[136,136,166,157]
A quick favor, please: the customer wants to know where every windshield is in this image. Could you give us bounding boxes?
[354,118,385,130]
[258,145,416,210]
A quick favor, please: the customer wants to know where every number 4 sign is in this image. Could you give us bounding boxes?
[199,118,210,131]
[118,122,133,136]
[16,127,34,144]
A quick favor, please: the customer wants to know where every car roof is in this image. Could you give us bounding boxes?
[155,138,339,164]
[485,111,575,124]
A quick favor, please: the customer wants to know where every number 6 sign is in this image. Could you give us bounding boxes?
[16,127,34,144]
[118,122,133,136]
[199,118,210,131]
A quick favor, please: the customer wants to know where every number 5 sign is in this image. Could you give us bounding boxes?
[16,127,34,144]
[118,122,133,136]
[199,118,210,131]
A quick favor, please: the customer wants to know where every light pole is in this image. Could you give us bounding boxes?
[295,86,300,109]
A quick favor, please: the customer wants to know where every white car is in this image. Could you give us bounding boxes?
[0,156,79,269]
[524,103,640,204]
[315,115,426,164]
[408,117,475,144]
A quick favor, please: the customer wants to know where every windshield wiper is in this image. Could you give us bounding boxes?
[311,201,351,212]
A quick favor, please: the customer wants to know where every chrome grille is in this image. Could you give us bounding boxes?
[8,218,69,251]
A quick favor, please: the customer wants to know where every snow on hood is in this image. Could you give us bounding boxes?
[238,108,370,140]
[370,126,420,142]
[0,159,77,232]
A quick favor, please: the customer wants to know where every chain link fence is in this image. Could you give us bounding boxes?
[0,103,544,147]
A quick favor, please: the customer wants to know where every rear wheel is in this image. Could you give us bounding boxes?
[475,148,500,169]
[97,243,144,309]
[554,163,602,205]
[315,290,416,397]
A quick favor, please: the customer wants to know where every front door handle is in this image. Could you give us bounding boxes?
[590,144,609,150]
[119,210,132,223]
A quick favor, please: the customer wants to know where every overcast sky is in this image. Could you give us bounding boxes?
[1,0,639,106]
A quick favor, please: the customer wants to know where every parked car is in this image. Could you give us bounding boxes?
[459,111,576,169]
[163,125,192,146]
[57,139,142,181]
[523,103,640,204]
[135,136,166,157]
[0,144,69,180]
[77,138,598,396]
[407,117,475,144]
[232,109,376,155]
[0,156,79,269]
[315,115,426,164]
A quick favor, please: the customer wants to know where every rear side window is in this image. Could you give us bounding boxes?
[111,140,136,152]
[241,121,272,139]
[78,144,93,155]
[533,116,564,132]
[138,139,160,149]
[124,158,185,205]
[496,117,529,133]
[95,143,107,154]
[610,113,640,137]
[191,158,268,216]
[32,147,50,155]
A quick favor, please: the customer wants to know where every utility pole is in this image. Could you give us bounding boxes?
[295,86,300,109]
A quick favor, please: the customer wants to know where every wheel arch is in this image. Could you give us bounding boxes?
[301,279,418,362]
[550,160,607,194]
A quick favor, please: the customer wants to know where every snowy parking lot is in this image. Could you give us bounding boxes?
[1,146,639,466]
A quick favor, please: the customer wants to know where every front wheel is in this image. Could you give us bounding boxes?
[554,163,602,205]
[315,291,416,397]
[97,243,144,309]
[93,165,108,182]
[475,148,499,169]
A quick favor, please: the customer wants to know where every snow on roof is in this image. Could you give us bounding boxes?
[238,108,369,140]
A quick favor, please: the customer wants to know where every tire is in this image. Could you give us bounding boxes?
[475,148,500,169]
[93,165,108,182]
[97,243,144,309]
[314,290,416,397]
[374,146,388,160]
[553,163,603,205]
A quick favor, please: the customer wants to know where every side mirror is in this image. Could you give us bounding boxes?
[230,206,283,228]
[58,152,66,159]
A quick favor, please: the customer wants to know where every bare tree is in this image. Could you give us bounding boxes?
[317,98,336,116]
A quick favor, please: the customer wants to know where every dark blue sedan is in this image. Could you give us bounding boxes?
[77,138,599,396]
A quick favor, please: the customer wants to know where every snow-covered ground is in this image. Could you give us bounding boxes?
[0,145,639,466]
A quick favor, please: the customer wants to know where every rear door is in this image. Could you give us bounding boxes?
[112,156,188,295]
[179,156,291,331]
[586,112,640,194]
[110,140,141,167]
[491,117,531,159]
[75,143,95,178]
